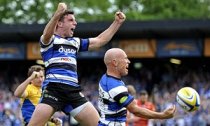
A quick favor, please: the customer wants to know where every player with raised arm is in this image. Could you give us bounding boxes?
[28,2,126,126]
[14,65,62,126]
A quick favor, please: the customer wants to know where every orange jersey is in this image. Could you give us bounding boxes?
[133,100,155,126]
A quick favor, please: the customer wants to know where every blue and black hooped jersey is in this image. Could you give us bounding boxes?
[40,34,89,87]
[98,74,134,126]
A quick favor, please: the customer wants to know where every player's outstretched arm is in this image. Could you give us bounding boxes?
[88,11,126,50]
[127,100,176,119]
[42,2,67,44]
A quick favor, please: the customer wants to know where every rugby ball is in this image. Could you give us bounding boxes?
[176,87,200,112]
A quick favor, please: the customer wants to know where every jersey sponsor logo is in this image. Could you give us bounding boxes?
[58,46,76,55]
[60,57,72,61]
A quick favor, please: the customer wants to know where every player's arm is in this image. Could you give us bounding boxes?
[42,3,67,44]
[14,71,40,98]
[126,100,176,119]
[88,11,126,50]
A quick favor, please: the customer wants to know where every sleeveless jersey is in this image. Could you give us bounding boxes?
[40,34,89,87]
[98,74,134,126]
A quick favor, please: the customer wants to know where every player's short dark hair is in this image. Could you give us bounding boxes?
[28,65,44,77]
[139,90,148,95]
[59,10,74,21]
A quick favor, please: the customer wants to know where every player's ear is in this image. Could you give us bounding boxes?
[57,21,63,27]
[112,59,118,67]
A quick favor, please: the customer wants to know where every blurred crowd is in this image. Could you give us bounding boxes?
[0,59,210,126]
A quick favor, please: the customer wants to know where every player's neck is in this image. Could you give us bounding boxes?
[106,69,121,79]
[141,101,145,104]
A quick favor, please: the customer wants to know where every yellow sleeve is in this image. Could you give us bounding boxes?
[23,85,31,98]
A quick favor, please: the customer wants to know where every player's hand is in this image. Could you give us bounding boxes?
[56,3,67,15]
[51,117,63,126]
[162,105,176,119]
[30,71,41,79]
[115,11,126,24]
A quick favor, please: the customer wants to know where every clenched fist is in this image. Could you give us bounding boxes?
[55,3,67,17]
[115,11,126,24]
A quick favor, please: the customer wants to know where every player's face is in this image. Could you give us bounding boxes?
[140,94,148,102]
[33,71,44,87]
[117,52,130,76]
[62,14,77,37]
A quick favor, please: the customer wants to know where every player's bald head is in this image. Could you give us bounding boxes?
[104,48,124,65]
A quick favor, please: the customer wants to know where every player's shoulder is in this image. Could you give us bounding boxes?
[27,84,41,91]
[26,84,33,90]
[71,37,80,41]
[105,75,123,86]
